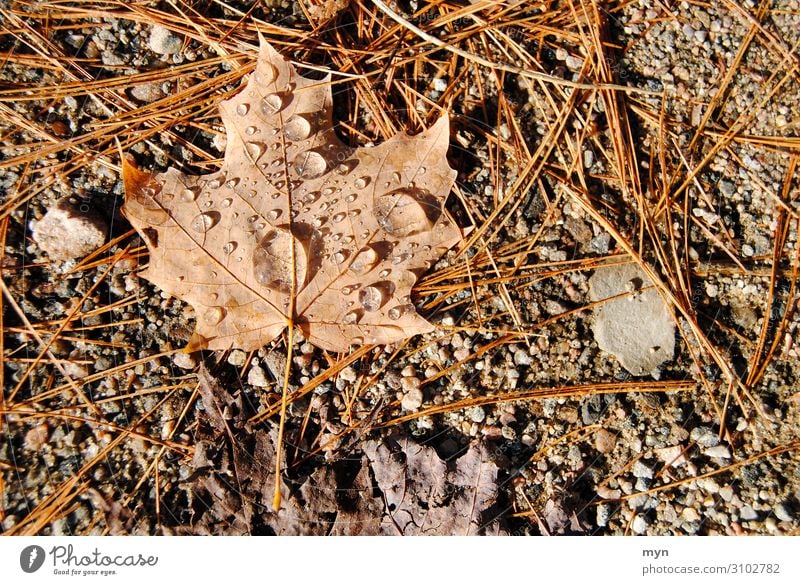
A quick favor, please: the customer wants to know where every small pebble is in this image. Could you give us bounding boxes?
[703,445,731,459]
[690,426,719,447]
[24,424,50,450]
[632,460,654,479]
[172,352,196,370]
[466,406,486,423]
[149,25,183,55]
[594,429,616,454]
[247,365,270,387]
[227,350,247,367]
[401,388,423,411]
[739,505,758,521]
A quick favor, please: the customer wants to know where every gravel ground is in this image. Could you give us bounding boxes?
[1,0,799,535]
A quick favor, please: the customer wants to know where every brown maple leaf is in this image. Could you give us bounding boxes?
[122,37,462,352]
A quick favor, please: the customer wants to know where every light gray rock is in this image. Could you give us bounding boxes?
[149,26,183,55]
[589,263,675,376]
[31,198,107,260]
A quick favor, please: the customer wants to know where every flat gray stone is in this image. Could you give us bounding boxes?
[589,263,675,376]
[31,198,107,260]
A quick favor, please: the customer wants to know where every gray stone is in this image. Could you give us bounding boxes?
[149,26,183,55]
[589,263,675,376]
[31,198,107,260]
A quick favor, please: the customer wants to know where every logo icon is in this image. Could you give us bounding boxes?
[20,545,46,573]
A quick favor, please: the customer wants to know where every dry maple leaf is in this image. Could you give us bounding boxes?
[123,37,462,353]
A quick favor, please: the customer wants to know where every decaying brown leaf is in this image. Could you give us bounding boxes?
[123,37,462,353]
[175,368,505,535]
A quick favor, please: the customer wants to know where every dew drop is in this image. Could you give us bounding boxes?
[379,269,391,278]
[260,93,284,115]
[246,126,257,136]
[204,307,225,326]
[374,189,435,237]
[254,65,275,85]
[202,200,213,209]
[220,198,232,208]
[253,227,309,293]
[226,178,240,189]
[267,209,281,221]
[246,142,266,160]
[207,178,223,189]
[349,246,380,275]
[392,252,411,265]
[304,191,320,203]
[322,187,335,196]
[284,114,311,141]
[359,285,387,312]
[333,251,347,264]
[293,151,327,179]
[345,193,357,203]
[392,171,401,183]
[181,186,199,201]
[223,241,237,255]
[191,212,220,233]
[236,103,249,116]
[388,303,414,320]
[335,163,350,175]
[353,177,369,189]
[332,212,346,223]
[418,167,426,175]
[342,235,354,244]
[342,310,360,324]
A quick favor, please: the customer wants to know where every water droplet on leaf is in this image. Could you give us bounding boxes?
[349,246,380,275]
[284,114,311,141]
[374,189,435,236]
[293,151,327,179]
[253,227,308,293]
[236,103,249,116]
[260,93,284,114]
[191,211,220,233]
[359,285,387,312]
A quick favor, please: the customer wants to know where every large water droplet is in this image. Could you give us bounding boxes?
[254,64,275,85]
[293,151,327,179]
[181,186,200,201]
[353,177,369,189]
[253,227,308,293]
[349,246,380,275]
[191,211,220,233]
[345,193,358,203]
[220,197,232,208]
[359,284,387,312]
[246,142,266,160]
[260,93,284,115]
[204,307,225,326]
[388,303,414,320]
[267,209,281,221]
[236,103,249,116]
[374,189,435,236]
[223,241,237,255]
[284,114,311,141]
[332,212,346,223]
[207,177,223,189]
